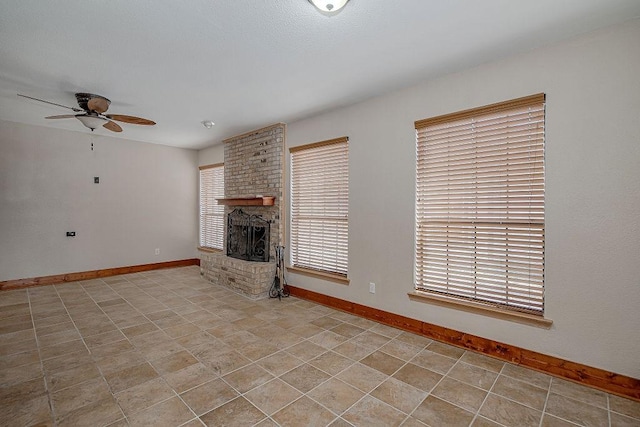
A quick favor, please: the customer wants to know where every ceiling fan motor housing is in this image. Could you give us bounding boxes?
[75,93,110,112]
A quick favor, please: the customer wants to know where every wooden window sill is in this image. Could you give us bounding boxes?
[197,247,223,253]
[286,266,350,285]
[408,291,553,328]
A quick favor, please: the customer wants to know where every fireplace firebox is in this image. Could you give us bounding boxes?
[227,209,270,262]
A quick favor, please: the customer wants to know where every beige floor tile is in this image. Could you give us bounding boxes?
[121,322,159,338]
[47,362,102,392]
[163,322,200,338]
[350,331,392,350]
[244,378,303,415]
[491,374,548,411]
[115,377,175,416]
[307,377,365,415]
[222,363,274,393]
[273,396,337,427]
[0,361,42,386]
[412,395,475,427]
[257,351,304,376]
[94,350,146,375]
[448,361,499,390]
[151,349,199,374]
[330,322,366,338]
[342,394,406,427]
[392,363,442,392]
[0,338,38,359]
[610,411,640,427]
[545,392,610,427]
[540,414,582,426]
[336,362,389,393]
[0,349,40,370]
[42,350,93,375]
[235,340,280,361]
[200,396,266,427]
[126,396,194,427]
[196,348,251,375]
[90,339,135,359]
[163,362,218,394]
[0,328,35,345]
[426,341,466,359]
[610,394,640,420]
[327,417,356,427]
[280,363,331,393]
[286,340,328,362]
[36,320,76,336]
[550,377,608,409]
[371,376,428,414]
[0,393,53,427]
[37,329,82,348]
[289,323,326,338]
[40,338,88,360]
[309,350,355,376]
[104,362,159,393]
[501,362,552,389]
[51,377,112,419]
[83,330,127,349]
[332,339,376,361]
[180,378,238,415]
[0,377,47,409]
[432,376,488,413]
[379,339,423,361]
[471,416,505,426]
[460,351,505,373]
[411,348,458,374]
[360,350,405,376]
[56,396,124,427]
[480,393,542,427]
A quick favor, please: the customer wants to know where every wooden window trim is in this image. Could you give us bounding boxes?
[286,265,350,285]
[408,291,552,328]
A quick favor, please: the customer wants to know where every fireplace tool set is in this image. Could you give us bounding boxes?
[269,245,290,300]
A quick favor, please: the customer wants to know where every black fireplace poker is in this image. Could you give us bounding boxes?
[269,245,290,300]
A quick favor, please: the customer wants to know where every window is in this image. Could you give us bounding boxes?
[199,163,224,250]
[414,94,545,315]
[290,137,349,277]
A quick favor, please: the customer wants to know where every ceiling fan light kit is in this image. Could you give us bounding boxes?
[17,92,155,133]
[76,114,108,131]
[308,0,350,13]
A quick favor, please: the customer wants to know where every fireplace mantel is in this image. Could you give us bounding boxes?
[217,196,275,206]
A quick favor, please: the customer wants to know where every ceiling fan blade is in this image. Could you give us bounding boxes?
[18,94,83,112]
[105,114,156,126]
[45,114,77,119]
[88,97,109,113]
[103,120,123,133]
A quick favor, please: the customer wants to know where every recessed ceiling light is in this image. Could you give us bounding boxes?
[308,0,350,13]
[201,120,215,129]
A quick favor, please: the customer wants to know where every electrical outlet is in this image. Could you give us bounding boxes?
[369,282,376,294]
[155,248,160,255]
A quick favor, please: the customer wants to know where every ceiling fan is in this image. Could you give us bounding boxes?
[17,93,156,133]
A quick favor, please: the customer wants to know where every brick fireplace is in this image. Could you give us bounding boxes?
[199,123,284,299]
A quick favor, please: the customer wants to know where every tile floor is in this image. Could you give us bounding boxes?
[1,266,639,427]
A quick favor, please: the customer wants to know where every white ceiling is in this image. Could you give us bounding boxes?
[1,1,639,150]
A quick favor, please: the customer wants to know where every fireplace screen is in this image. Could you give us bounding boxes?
[227,208,270,262]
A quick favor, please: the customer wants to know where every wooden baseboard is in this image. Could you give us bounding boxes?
[287,285,640,402]
[0,259,200,291]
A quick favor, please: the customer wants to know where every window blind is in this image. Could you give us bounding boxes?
[415,94,545,314]
[199,163,225,250]
[290,137,349,276]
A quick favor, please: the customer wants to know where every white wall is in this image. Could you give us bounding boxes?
[198,143,224,167]
[0,120,199,281]
[285,20,640,378]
